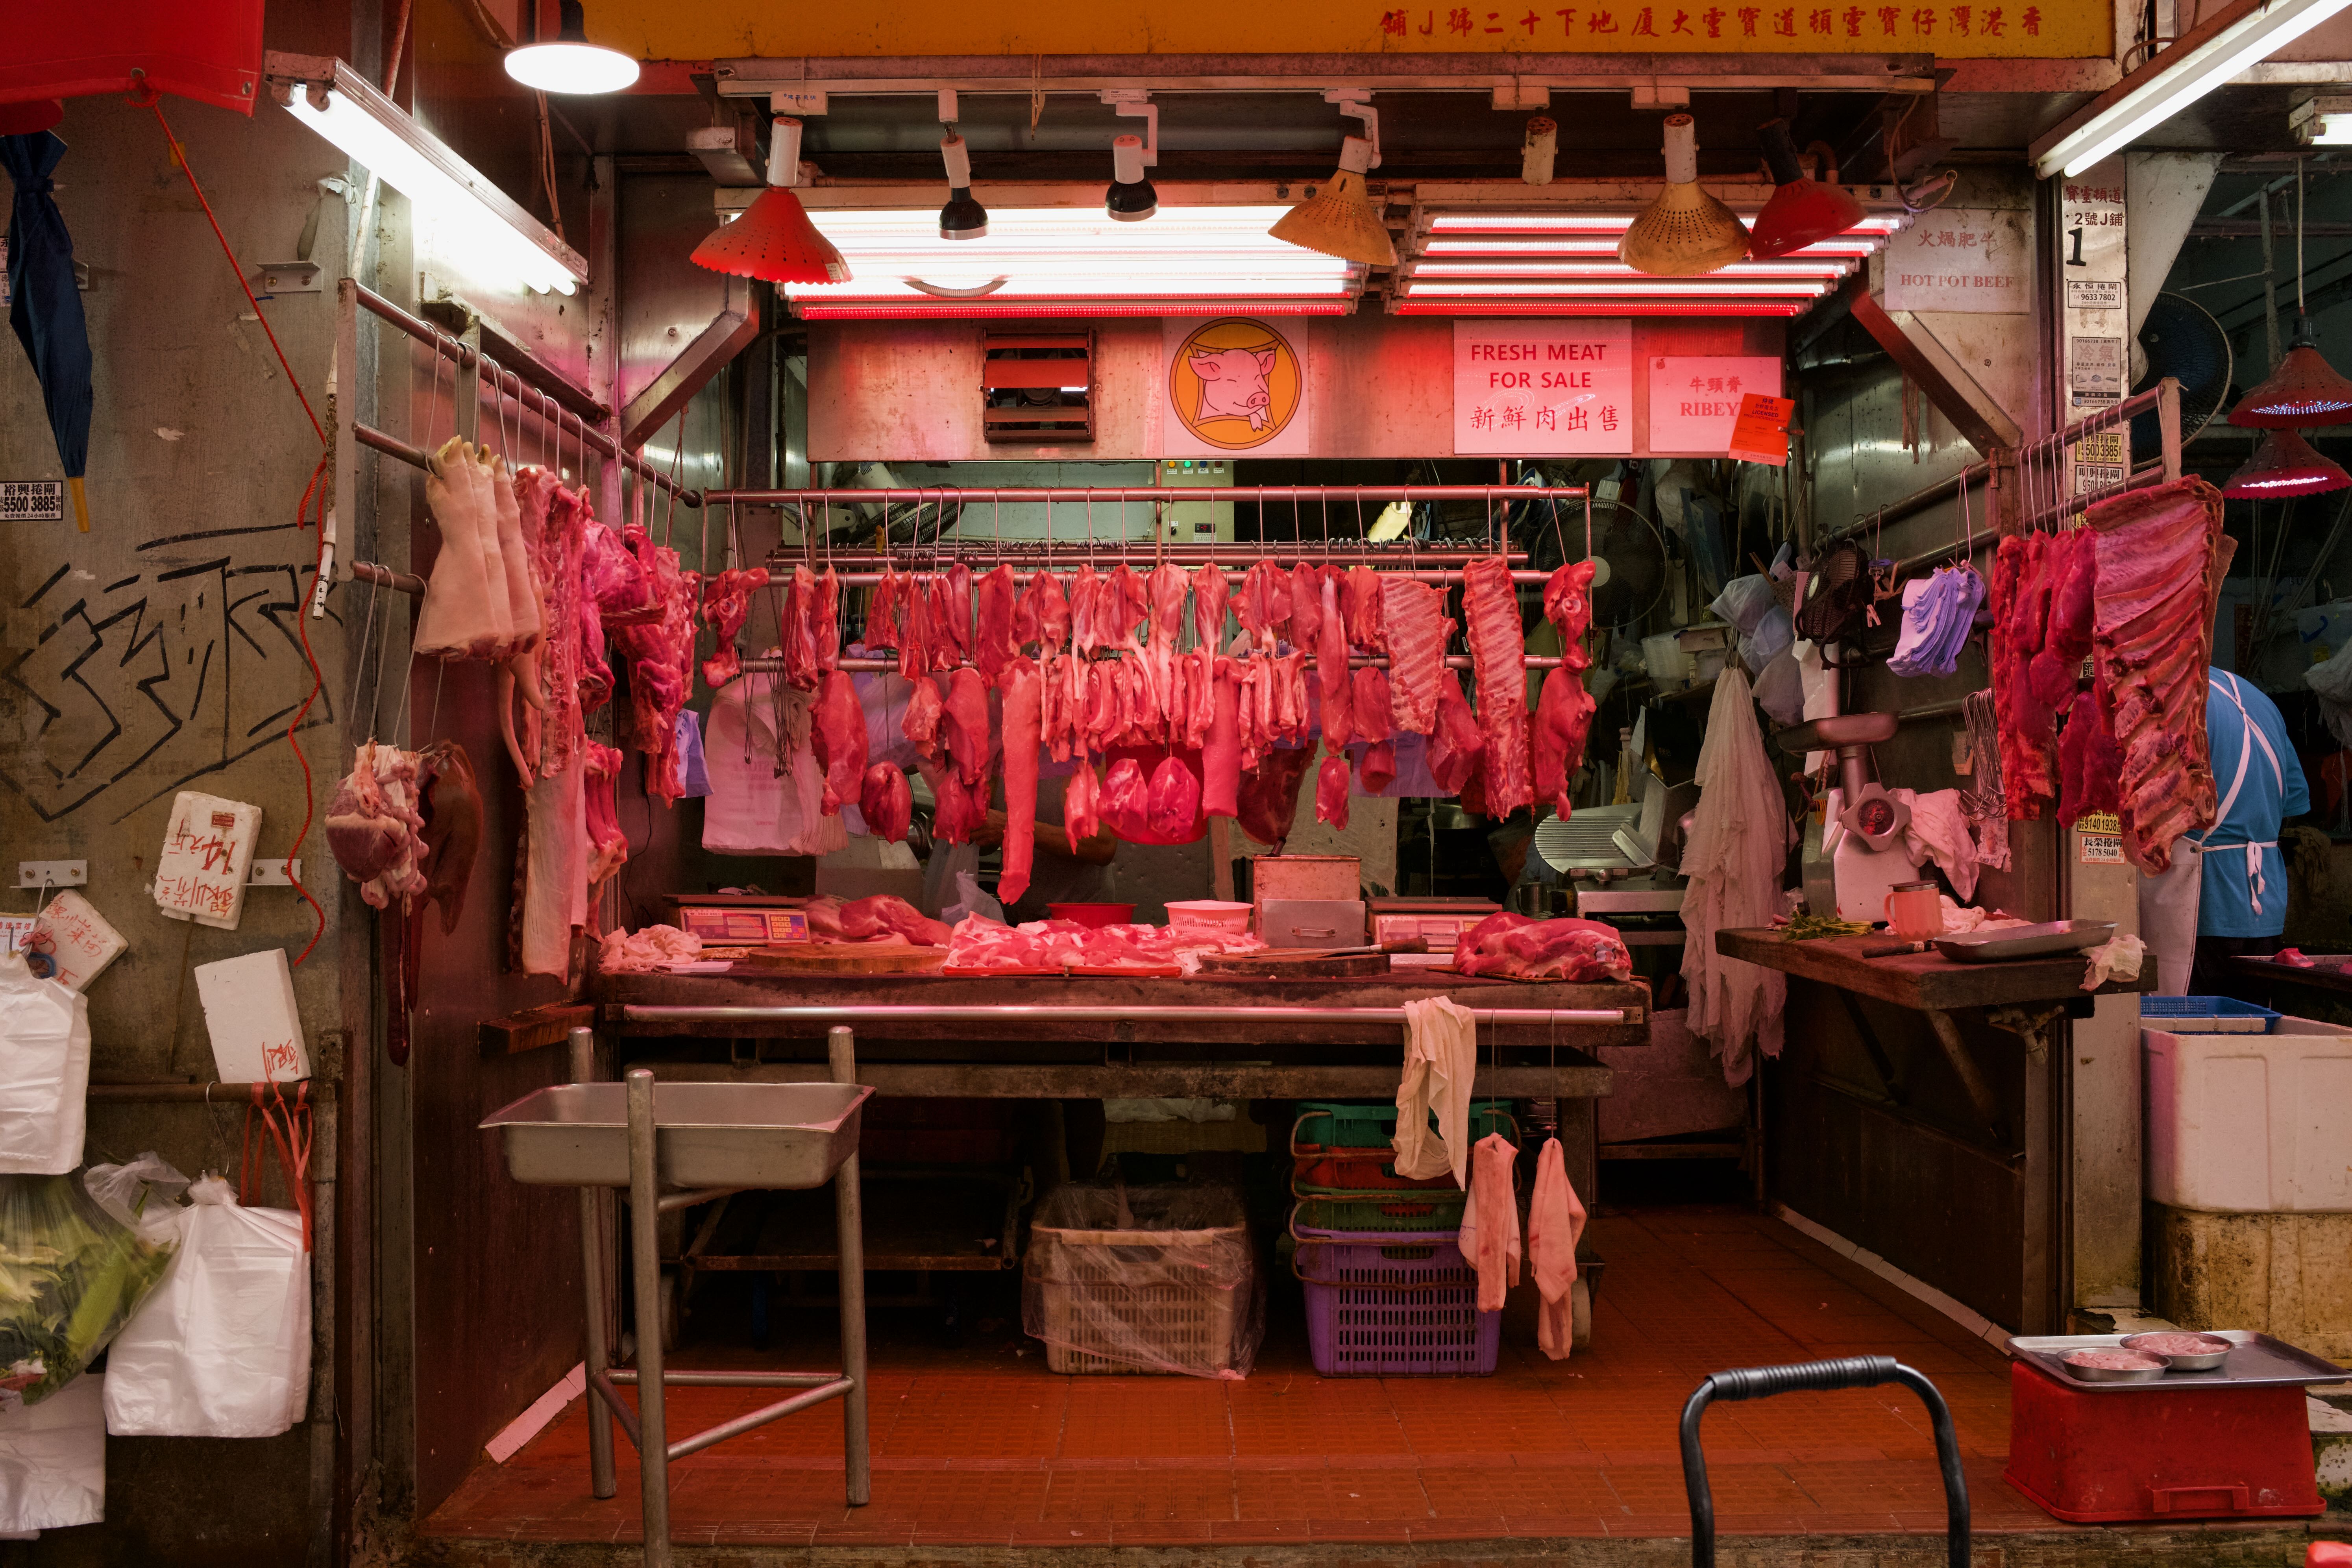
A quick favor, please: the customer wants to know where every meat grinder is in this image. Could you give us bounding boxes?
[1779,712,1925,922]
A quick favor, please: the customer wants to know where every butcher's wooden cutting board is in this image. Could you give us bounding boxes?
[733,943,946,974]
[1193,949,1391,978]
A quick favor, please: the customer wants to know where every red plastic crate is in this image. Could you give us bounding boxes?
[2002,1358,2323,1523]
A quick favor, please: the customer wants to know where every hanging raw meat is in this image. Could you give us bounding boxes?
[1290,563,1325,649]
[1021,569,1070,654]
[942,666,992,785]
[1236,745,1315,847]
[327,741,424,895]
[1381,577,1450,734]
[1352,666,1392,747]
[1544,559,1596,669]
[941,562,974,663]
[614,527,699,803]
[1193,561,1230,651]
[700,567,770,689]
[1068,564,1104,656]
[520,758,587,980]
[2089,478,2226,871]
[1065,759,1102,841]
[1462,557,1532,817]
[489,454,547,680]
[1147,754,1201,837]
[1315,754,1352,829]
[416,739,481,936]
[2057,688,2124,826]
[1102,757,1150,834]
[897,571,935,677]
[1343,563,1383,649]
[779,565,820,691]
[1428,669,1485,794]
[1531,666,1594,817]
[974,564,1020,681]
[1203,657,1242,817]
[1103,563,1149,651]
[811,567,841,674]
[999,659,1043,906]
[1361,741,1398,794]
[1990,533,2060,819]
[1316,573,1353,754]
[413,438,514,660]
[2030,529,2095,710]
[522,475,590,781]
[867,569,904,651]
[583,518,655,621]
[900,674,944,764]
[575,528,617,715]
[582,741,628,889]
[1237,561,1293,653]
[810,670,868,814]
[1181,647,1217,749]
[928,572,963,666]
[860,763,913,843]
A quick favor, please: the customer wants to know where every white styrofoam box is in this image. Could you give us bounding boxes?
[29,891,125,993]
[2145,1019,2352,1213]
[192,948,310,1083]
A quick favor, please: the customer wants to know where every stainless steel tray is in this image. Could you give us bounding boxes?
[2006,1330,2348,1391]
[480,1081,872,1190]
[1933,919,2115,963]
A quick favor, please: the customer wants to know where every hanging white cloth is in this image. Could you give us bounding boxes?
[1526,1137,1588,1361]
[1391,997,1477,1187]
[1679,668,1789,1086]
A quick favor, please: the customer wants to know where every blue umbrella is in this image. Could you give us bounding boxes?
[2,131,92,532]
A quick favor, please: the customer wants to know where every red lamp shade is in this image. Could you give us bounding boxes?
[2229,316,2352,427]
[1748,118,1865,261]
[2222,427,2352,498]
[690,186,849,286]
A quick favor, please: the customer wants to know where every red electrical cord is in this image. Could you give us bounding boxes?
[141,86,332,964]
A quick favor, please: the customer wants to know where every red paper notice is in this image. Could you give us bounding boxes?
[1728,393,1796,466]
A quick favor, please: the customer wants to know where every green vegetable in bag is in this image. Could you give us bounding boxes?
[0,1173,176,1404]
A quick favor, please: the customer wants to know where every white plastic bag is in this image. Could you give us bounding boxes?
[0,1372,103,1533]
[0,952,89,1174]
[101,1177,310,1439]
[84,1153,190,1246]
[941,867,1004,927]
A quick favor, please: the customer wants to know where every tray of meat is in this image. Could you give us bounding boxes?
[2006,1330,2347,1390]
[1931,919,2113,963]
[2120,1330,2233,1370]
[1067,963,1185,978]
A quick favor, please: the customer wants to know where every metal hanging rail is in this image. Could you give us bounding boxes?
[794,548,1528,568]
[711,484,1588,508]
[739,653,1574,673]
[623,1003,1638,1027]
[754,567,1557,587]
[338,279,700,505]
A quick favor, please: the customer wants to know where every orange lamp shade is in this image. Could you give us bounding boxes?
[2228,323,2352,428]
[690,185,849,285]
[2222,427,2352,498]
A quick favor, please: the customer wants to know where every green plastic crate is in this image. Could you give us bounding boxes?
[1290,1191,1468,1233]
[1292,1100,1516,1151]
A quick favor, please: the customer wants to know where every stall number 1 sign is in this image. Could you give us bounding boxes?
[2062,161,2128,414]
[1452,320,1632,455]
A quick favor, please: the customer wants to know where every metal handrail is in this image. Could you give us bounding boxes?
[708,484,1589,507]
[621,1004,1637,1026]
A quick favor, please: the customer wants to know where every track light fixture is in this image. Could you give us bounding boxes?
[939,132,988,241]
[1101,90,1160,222]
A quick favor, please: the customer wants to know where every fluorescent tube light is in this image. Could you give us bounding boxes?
[270,57,587,295]
[2032,0,2352,176]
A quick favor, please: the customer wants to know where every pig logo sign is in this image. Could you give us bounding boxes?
[1165,319,1304,451]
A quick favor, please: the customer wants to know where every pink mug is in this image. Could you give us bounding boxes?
[1883,881,1942,939]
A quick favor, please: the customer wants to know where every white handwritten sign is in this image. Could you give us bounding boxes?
[28,891,126,993]
[153,791,261,930]
[1648,357,1782,454]
[1881,207,2029,314]
[1453,320,1632,455]
[194,947,311,1084]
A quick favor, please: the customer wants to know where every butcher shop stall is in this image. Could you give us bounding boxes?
[9,6,2352,1566]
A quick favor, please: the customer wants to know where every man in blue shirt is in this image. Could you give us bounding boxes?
[2140,669,2309,995]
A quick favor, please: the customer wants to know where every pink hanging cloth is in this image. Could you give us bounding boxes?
[1459,1131,1521,1313]
[1526,1135,1588,1360]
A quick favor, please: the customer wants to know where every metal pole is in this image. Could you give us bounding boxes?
[624,1003,1637,1028]
[570,1028,616,1500]
[624,1068,671,1566]
[708,484,1588,507]
[827,1026,871,1507]
[2260,187,2282,373]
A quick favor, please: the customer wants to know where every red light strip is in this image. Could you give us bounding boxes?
[1391,299,1810,317]
[793,298,1355,319]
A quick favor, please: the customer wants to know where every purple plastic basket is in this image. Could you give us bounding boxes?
[1292,1223,1500,1377]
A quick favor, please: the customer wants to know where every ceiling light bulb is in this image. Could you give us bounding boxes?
[1107,133,1157,222]
[504,0,640,95]
[939,132,988,241]
[2295,94,2352,143]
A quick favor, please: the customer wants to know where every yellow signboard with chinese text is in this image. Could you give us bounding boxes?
[594,0,2109,61]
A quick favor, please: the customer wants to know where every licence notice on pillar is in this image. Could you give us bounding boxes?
[1453,320,1630,455]
[2061,161,2128,417]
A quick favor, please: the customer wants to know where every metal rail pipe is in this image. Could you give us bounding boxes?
[738,653,1572,673]
[804,549,1528,567]
[710,484,1590,507]
[623,1003,1637,1026]
[754,566,1558,587]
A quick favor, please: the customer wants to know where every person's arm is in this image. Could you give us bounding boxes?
[979,808,1116,865]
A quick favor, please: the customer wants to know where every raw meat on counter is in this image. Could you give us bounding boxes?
[2089,478,2225,871]
[1452,912,1632,982]
[1461,556,1531,817]
[945,914,1263,973]
[802,894,952,947]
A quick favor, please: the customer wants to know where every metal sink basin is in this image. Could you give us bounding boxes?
[1777,712,1897,751]
[481,1081,873,1191]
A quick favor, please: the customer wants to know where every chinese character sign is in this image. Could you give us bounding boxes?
[1453,321,1633,455]
[1648,357,1782,453]
[1882,208,2029,314]
[597,0,2109,59]
[2060,158,2128,414]
[152,791,261,932]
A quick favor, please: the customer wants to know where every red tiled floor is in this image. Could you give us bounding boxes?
[421,1204,2102,1550]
